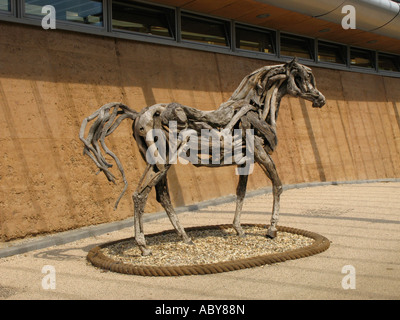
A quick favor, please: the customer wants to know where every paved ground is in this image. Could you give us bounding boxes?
[0,182,399,301]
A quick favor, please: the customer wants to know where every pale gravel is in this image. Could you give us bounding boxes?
[101,225,314,267]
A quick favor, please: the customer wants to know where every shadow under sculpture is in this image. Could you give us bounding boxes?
[80,58,326,256]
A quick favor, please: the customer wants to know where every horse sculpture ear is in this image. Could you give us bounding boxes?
[285,57,298,76]
[286,57,298,69]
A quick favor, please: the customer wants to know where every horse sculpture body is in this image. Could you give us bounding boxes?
[80,58,325,256]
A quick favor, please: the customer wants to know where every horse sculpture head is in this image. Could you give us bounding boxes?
[285,58,326,108]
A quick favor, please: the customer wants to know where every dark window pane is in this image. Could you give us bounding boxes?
[0,0,10,11]
[378,53,400,72]
[280,34,313,59]
[318,41,346,64]
[112,0,174,38]
[236,26,275,54]
[181,14,229,47]
[24,0,103,26]
[350,48,374,68]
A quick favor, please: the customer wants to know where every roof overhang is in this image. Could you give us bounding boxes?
[254,0,400,40]
[149,0,400,54]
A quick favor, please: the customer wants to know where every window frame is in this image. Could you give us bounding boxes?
[350,46,376,69]
[317,40,348,66]
[279,32,315,61]
[378,52,400,73]
[179,11,231,49]
[234,23,276,56]
[0,0,14,16]
[110,0,176,41]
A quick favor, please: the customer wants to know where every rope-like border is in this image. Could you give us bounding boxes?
[87,224,330,276]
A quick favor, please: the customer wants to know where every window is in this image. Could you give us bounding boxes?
[235,25,275,54]
[181,13,229,47]
[318,41,346,65]
[350,48,375,68]
[24,0,103,26]
[378,53,400,72]
[0,0,10,12]
[112,1,175,38]
[280,34,314,60]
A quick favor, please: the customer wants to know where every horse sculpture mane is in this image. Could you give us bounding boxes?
[80,58,325,256]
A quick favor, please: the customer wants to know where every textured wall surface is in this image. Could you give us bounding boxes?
[1,22,399,241]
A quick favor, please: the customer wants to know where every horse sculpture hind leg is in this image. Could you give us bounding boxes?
[132,164,172,256]
[132,164,158,256]
[155,175,193,246]
[133,163,193,256]
[254,137,283,239]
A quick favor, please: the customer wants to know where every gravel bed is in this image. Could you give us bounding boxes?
[101,225,314,267]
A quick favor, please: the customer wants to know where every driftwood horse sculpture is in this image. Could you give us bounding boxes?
[80,58,325,256]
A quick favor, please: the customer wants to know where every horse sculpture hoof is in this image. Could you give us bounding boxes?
[266,229,277,239]
[184,238,195,245]
[140,248,152,256]
[236,230,246,238]
[233,225,246,237]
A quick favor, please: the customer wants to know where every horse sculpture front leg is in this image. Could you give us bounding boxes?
[254,137,283,239]
[233,174,249,237]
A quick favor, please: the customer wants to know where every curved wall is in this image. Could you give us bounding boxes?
[1,22,399,241]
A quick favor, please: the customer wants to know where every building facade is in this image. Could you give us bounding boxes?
[1,0,400,241]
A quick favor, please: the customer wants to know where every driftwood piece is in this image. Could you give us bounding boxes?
[242,111,277,154]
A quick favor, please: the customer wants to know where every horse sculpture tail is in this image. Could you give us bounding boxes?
[79,102,139,209]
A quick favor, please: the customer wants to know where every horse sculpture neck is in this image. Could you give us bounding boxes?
[229,64,288,132]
